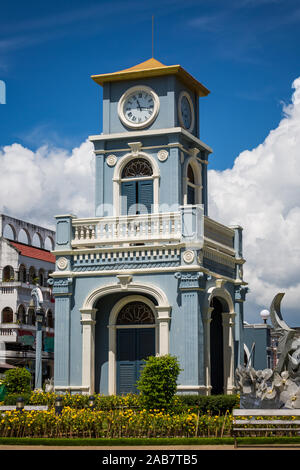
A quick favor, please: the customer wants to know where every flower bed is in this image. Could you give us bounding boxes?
[0,407,233,439]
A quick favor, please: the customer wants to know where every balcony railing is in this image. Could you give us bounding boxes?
[72,211,184,248]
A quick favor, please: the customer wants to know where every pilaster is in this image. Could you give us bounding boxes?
[80,308,97,394]
[51,277,73,391]
[175,271,206,393]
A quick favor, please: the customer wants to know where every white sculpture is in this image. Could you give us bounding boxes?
[236,293,300,409]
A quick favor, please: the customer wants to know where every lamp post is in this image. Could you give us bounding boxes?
[260,309,270,324]
[31,286,44,390]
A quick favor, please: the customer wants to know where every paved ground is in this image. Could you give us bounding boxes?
[0,444,300,450]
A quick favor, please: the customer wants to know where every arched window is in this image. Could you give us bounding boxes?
[187,164,196,204]
[3,224,16,240]
[183,159,202,205]
[17,305,26,324]
[18,228,30,245]
[2,265,14,282]
[32,233,43,248]
[121,158,154,215]
[121,158,153,178]
[28,267,36,284]
[117,301,155,325]
[28,308,35,326]
[2,307,14,323]
[18,264,27,283]
[44,236,54,251]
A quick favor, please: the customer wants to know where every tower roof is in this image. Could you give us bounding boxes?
[91,58,210,97]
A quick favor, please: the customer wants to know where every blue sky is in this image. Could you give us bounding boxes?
[1,0,300,325]
[0,0,300,170]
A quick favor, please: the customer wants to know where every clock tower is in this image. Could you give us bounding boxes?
[52,58,247,396]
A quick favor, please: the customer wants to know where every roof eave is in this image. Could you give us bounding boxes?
[91,65,210,97]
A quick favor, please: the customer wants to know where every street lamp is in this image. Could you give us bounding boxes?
[31,286,44,390]
[260,309,270,324]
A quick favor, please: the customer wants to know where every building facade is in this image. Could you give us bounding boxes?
[0,214,55,382]
[52,58,248,396]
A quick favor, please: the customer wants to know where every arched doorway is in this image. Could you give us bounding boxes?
[210,297,224,395]
[116,300,156,394]
[81,280,171,395]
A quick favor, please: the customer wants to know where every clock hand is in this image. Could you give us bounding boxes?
[136,99,142,111]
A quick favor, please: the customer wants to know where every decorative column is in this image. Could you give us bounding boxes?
[234,286,249,367]
[156,306,171,356]
[202,306,213,396]
[50,277,73,392]
[222,312,236,394]
[80,308,97,395]
[175,271,206,394]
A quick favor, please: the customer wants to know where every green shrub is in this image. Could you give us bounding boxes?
[137,354,181,410]
[3,393,32,405]
[2,368,32,395]
[174,394,239,415]
[17,390,239,415]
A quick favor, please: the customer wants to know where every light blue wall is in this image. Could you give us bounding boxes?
[244,326,271,370]
[56,270,212,394]
[102,76,199,136]
[93,133,209,217]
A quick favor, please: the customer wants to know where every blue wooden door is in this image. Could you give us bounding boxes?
[117,328,155,394]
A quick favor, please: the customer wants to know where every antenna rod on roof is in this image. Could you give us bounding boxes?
[152,15,154,57]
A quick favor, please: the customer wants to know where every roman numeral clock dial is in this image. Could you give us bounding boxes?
[178,90,195,132]
[118,85,160,129]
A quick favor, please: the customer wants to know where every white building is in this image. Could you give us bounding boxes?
[0,214,55,382]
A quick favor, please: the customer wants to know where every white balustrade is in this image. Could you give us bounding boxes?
[71,212,182,248]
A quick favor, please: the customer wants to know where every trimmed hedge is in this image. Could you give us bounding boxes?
[2,391,239,415]
[176,394,240,415]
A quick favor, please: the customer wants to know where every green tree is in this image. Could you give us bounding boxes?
[2,367,32,394]
[137,354,181,410]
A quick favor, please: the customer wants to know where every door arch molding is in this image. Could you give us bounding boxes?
[80,280,171,394]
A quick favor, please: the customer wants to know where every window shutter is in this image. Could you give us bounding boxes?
[117,329,136,394]
[137,180,153,214]
[121,181,137,215]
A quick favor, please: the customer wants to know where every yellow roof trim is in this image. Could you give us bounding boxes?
[91,58,210,97]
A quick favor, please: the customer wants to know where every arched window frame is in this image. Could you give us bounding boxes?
[2,265,15,282]
[17,304,26,324]
[2,307,14,323]
[113,151,160,216]
[182,156,202,205]
[28,266,37,285]
[18,264,27,283]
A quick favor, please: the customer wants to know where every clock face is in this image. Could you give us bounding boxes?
[118,85,159,129]
[178,91,195,132]
[124,91,154,125]
[180,95,192,129]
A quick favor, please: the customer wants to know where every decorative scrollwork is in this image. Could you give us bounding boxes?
[117,301,155,325]
[122,158,153,178]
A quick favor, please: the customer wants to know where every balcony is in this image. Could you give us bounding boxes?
[71,206,204,249]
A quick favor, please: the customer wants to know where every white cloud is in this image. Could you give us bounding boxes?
[0,139,94,230]
[208,77,300,326]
